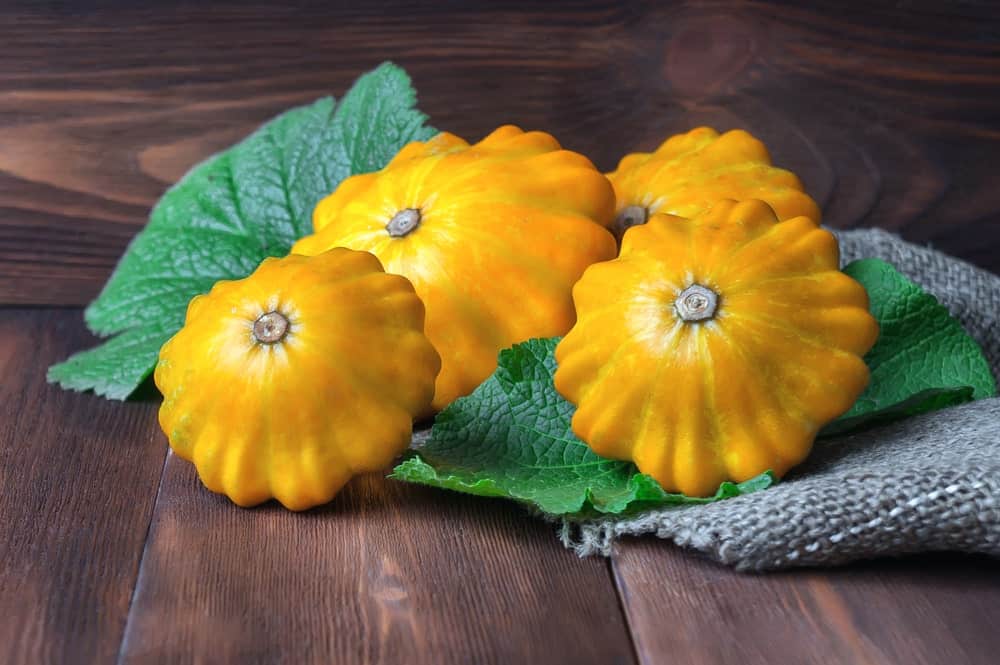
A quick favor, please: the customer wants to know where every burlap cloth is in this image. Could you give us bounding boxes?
[558,229,1000,570]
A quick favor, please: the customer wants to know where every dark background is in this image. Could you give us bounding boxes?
[2,0,999,306]
[1,2,998,664]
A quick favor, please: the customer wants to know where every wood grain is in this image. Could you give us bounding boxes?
[0,309,166,664]
[612,542,1000,665]
[3,3,1000,663]
[118,455,636,665]
[2,0,1000,305]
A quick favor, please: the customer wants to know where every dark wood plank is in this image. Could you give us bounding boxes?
[0,309,166,664]
[2,0,1000,305]
[118,455,636,665]
[612,541,1000,665]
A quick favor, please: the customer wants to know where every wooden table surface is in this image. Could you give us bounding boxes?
[2,2,999,664]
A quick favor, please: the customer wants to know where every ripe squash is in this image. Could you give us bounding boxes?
[554,200,878,497]
[155,248,441,510]
[293,125,617,411]
[606,127,821,240]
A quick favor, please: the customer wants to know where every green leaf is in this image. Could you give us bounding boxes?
[821,387,974,437]
[390,338,775,518]
[48,62,435,398]
[46,326,173,400]
[820,258,996,436]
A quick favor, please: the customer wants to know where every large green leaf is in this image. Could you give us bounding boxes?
[821,258,996,436]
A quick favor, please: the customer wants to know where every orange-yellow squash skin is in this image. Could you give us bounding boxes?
[154,249,441,511]
[554,200,879,497]
[606,127,821,240]
[293,125,617,411]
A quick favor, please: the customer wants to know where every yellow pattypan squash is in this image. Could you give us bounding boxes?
[293,125,617,411]
[606,127,821,240]
[155,248,441,510]
[554,199,878,497]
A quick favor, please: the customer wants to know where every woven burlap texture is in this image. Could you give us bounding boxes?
[559,229,1000,571]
